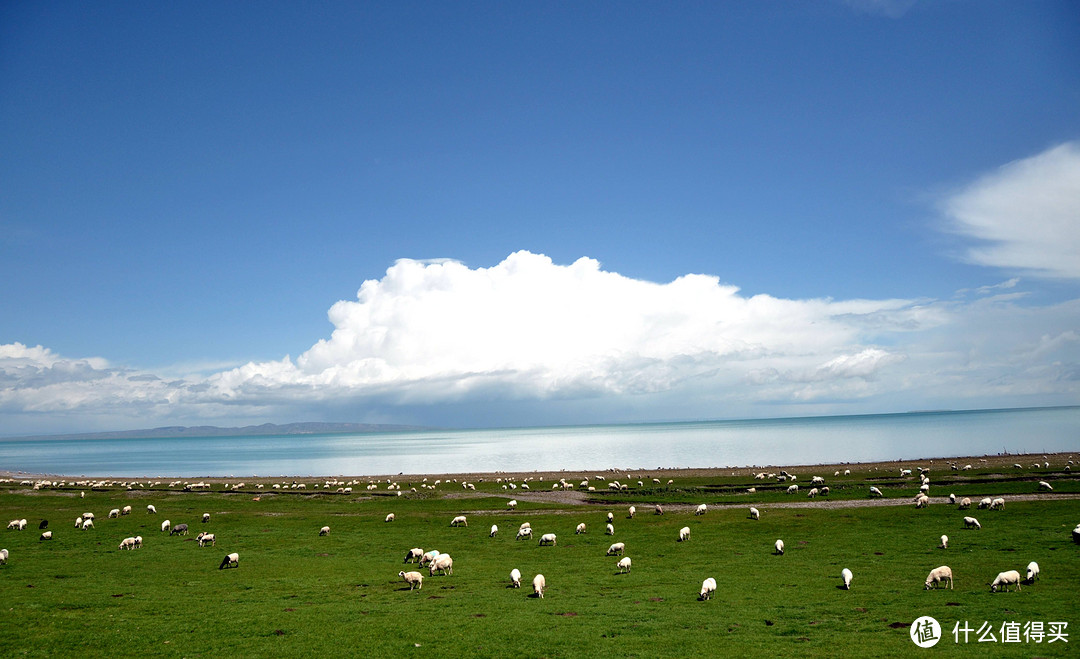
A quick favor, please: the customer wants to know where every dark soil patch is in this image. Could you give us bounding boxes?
[888,622,910,629]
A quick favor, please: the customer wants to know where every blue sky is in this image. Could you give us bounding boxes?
[1,1,1078,436]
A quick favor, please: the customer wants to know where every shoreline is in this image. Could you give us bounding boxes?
[2,450,1073,484]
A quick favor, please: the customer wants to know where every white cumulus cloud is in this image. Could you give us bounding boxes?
[942,142,1080,280]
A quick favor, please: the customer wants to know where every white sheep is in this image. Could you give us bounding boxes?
[948,493,956,504]
[146,505,157,514]
[963,516,981,530]
[385,513,395,522]
[510,568,521,588]
[914,494,929,508]
[749,507,760,520]
[516,527,533,541]
[990,569,1021,592]
[786,484,799,494]
[1038,481,1053,491]
[655,504,663,515]
[939,534,948,549]
[605,523,615,536]
[774,539,784,555]
[1026,561,1040,582]
[820,486,830,496]
[958,497,971,509]
[978,497,992,509]
[202,513,211,523]
[419,550,440,566]
[532,573,546,598]
[17,519,28,530]
[119,536,136,550]
[692,504,707,517]
[399,570,424,590]
[990,497,1005,510]
[197,532,216,547]
[606,542,625,556]
[924,565,953,589]
[450,515,468,527]
[607,512,614,523]
[869,486,883,497]
[108,509,121,518]
[811,476,825,486]
[490,524,498,538]
[40,531,52,541]
[219,552,239,569]
[121,506,131,515]
[678,527,691,542]
[617,556,632,573]
[161,520,171,532]
[134,535,142,548]
[429,554,453,576]
[7,520,20,530]
[81,518,94,530]
[0,548,7,564]
[538,533,557,546]
[507,500,517,510]
[699,577,716,601]
[576,523,586,534]
[841,568,852,590]
[628,506,636,519]
[807,488,818,498]
[404,548,423,563]
[319,526,330,536]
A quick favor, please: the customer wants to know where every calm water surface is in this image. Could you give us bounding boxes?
[1,407,1076,478]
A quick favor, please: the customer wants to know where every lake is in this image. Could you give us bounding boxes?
[1,407,1077,478]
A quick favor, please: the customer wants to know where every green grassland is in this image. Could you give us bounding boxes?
[0,461,1077,658]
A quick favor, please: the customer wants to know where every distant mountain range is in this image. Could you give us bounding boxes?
[7,422,434,441]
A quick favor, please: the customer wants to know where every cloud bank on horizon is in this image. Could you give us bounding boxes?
[3,142,1079,434]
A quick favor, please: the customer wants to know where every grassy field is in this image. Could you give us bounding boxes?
[1,457,1077,658]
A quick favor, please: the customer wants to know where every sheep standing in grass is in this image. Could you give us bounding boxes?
[924,566,953,590]
[617,557,632,573]
[170,523,188,536]
[655,505,663,515]
[510,568,521,588]
[869,487,883,498]
[109,509,120,519]
[490,524,498,538]
[699,577,716,601]
[385,513,395,522]
[532,574,546,598]
[695,504,707,516]
[219,552,239,569]
[841,568,852,590]
[81,519,94,530]
[538,533,557,546]
[398,570,423,590]
[507,500,517,510]
[161,520,170,533]
[429,554,453,576]
[121,506,131,515]
[990,497,1005,510]
[404,548,423,564]
[774,539,784,555]
[963,517,981,530]
[147,505,157,514]
[319,526,330,536]
[40,531,52,541]
[1073,524,1080,544]
[516,527,533,541]
[197,532,216,547]
[450,516,468,527]
[605,523,615,536]
[958,497,971,509]
[119,537,136,550]
[606,512,614,523]
[679,527,691,542]
[939,535,948,549]
[990,570,1021,592]
[749,507,760,520]
[0,548,7,565]
[1038,481,1053,491]
[786,484,798,494]
[606,542,625,556]
[134,536,142,548]
[978,497,992,509]
[1026,562,1040,583]
[202,513,211,523]
[419,550,440,567]
[628,506,636,519]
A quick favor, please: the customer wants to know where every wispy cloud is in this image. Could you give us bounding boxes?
[942,142,1080,280]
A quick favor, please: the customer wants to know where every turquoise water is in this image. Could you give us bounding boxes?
[0,407,1077,478]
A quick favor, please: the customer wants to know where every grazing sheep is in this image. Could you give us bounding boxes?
[869,487,883,498]
[516,527,533,541]
[749,507,760,520]
[7,520,20,530]
[978,497,992,509]
[811,476,825,486]
[607,512,614,523]
[841,568,852,590]
[990,570,1021,592]
[786,484,799,494]
[197,532,216,547]
[655,504,663,515]
[146,505,156,514]
[404,548,423,563]
[990,497,1005,510]
[510,568,521,588]
[450,515,468,527]
[219,552,239,569]
[161,520,171,532]
[1026,561,1040,582]
[398,570,424,590]
[678,527,691,542]
[963,516,981,530]
[490,524,498,538]
[617,556,632,573]
[695,504,707,516]
[119,537,136,550]
[820,487,830,496]
[419,550,440,567]
[958,497,972,509]
[807,488,818,498]
[0,548,7,564]
[507,500,517,510]
[170,523,189,536]
[82,512,94,521]
[319,526,330,536]
[576,523,586,534]
[774,539,784,555]
[134,535,142,548]
[699,577,717,601]
[628,506,636,519]
[538,533,557,546]
[1074,524,1080,544]
[40,531,52,541]
[532,573,546,598]
[108,509,121,519]
[384,513,395,523]
[202,513,211,523]
[914,494,929,508]
[1038,481,1053,491]
[924,565,953,590]
[429,554,453,576]
[81,519,94,530]
[606,542,625,556]
[121,506,131,515]
[605,523,615,536]
[939,534,948,549]
[948,493,956,504]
